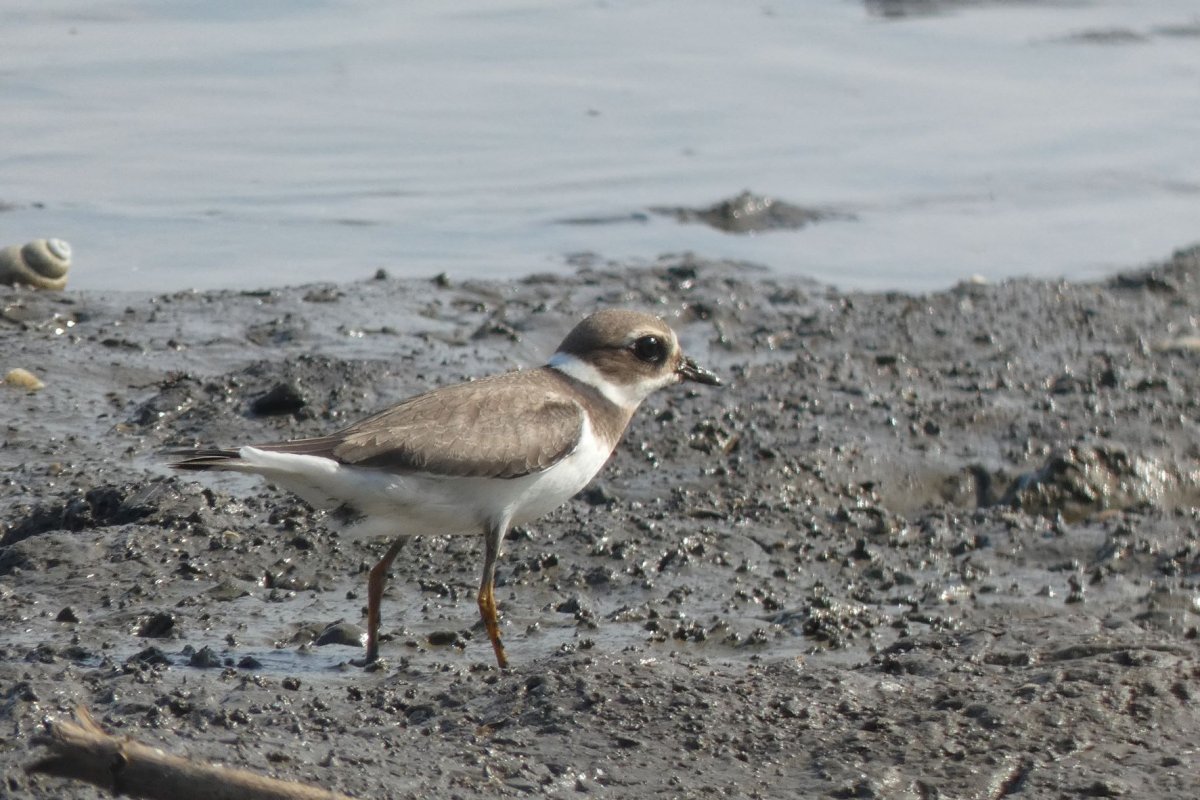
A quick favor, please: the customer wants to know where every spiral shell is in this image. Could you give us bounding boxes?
[0,238,72,290]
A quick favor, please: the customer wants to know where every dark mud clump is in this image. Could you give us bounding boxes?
[3,247,1200,797]
[652,190,851,233]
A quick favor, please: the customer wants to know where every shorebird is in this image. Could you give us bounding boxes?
[173,309,720,667]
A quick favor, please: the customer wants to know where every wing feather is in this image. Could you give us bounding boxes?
[254,369,585,479]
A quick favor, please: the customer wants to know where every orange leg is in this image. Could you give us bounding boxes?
[478,521,509,668]
[352,536,407,667]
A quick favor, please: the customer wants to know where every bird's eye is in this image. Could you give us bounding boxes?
[630,335,667,364]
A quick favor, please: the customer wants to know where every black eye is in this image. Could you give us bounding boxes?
[630,335,667,364]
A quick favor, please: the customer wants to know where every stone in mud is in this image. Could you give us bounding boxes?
[651,190,851,233]
[249,381,307,416]
[137,611,176,638]
[315,621,366,648]
[1000,444,1193,520]
[187,645,223,668]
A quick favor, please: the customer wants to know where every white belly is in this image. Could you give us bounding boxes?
[234,417,614,538]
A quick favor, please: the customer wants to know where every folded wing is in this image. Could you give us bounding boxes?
[173,369,585,480]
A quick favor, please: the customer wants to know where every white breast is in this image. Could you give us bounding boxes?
[500,414,614,525]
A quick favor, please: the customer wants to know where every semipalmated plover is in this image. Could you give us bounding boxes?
[173,309,720,667]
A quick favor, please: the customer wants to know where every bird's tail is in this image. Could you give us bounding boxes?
[169,448,243,471]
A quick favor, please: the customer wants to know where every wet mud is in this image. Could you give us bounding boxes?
[3,248,1199,797]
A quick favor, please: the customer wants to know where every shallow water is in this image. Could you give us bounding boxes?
[4,0,1199,292]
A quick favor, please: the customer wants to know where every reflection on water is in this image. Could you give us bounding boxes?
[3,0,1198,292]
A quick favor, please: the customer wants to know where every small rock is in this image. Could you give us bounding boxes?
[207,578,251,602]
[556,596,585,614]
[138,611,176,638]
[427,630,462,647]
[1154,335,1200,353]
[25,644,57,664]
[250,382,307,416]
[1066,575,1086,604]
[188,646,223,669]
[302,286,342,303]
[4,368,44,391]
[316,621,366,648]
[581,484,619,506]
[1080,779,1127,797]
[129,647,171,666]
[652,190,847,234]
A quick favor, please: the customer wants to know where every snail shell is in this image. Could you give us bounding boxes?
[0,238,72,290]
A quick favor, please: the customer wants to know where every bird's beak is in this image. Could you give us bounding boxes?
[677,356,722,386]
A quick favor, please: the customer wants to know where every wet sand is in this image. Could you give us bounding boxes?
[2,250,1199,797]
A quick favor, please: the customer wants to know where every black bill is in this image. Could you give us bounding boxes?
[677,356,722,386]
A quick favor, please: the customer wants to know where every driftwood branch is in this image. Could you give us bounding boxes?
[27,706,354,800]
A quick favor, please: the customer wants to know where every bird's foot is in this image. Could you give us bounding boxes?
[350,646,380,669]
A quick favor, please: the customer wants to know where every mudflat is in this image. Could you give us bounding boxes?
[3,250,1198,797]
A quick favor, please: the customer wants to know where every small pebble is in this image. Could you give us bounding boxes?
[4,368,44,391]
[316,621,366,648]
[188,646,223,669]
[128,647,171,666]
[1154,335,1200,353]
[137,611,176,638]
[427,630,461,647]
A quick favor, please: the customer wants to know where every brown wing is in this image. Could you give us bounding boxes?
[253,368,585,479]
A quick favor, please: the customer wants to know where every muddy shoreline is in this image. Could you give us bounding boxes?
[3,249,1199,797]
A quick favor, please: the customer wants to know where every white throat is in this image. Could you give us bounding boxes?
[548,351,661,410]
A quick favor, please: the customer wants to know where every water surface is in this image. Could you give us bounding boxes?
[4,0,1198,291]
